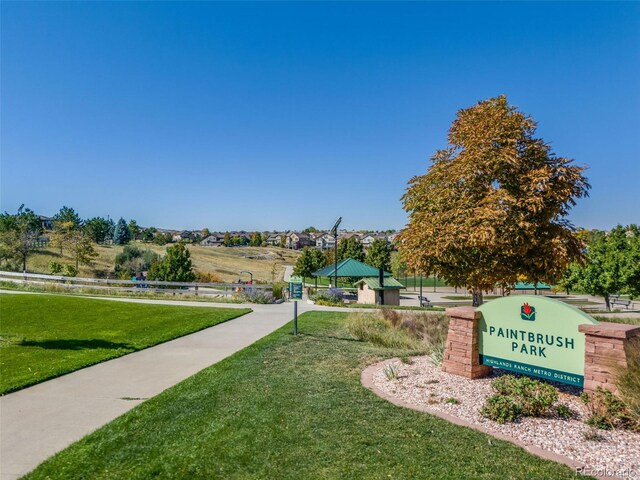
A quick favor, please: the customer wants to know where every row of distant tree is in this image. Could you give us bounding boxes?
[293,236,393,280]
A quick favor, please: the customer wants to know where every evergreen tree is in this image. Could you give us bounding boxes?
[53,206,83,229]
[128,220,140,241]
[112,218,131,245]
[84,217,111,243]
[365,239,392,271]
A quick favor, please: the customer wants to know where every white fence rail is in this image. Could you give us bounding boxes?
[0,270,272,297]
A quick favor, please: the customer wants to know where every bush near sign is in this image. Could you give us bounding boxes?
[477,296,598,387]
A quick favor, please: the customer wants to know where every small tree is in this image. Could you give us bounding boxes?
[51,218,80,255]
[399,96,590,306]
[53,206,82,229]
[67,230,98,270]
[141,227,156,242]
[0,208,42,271]
[223,232,232,247]
[112,218,131,245]
[128,220,140,241]
[148,243,196,282]
[564,225,640,310]
[250,231,263,247]
[365,239,392,271]
[84,217,111,244]
[294,247,317,283]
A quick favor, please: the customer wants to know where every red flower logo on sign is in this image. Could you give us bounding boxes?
[521,302,536,321]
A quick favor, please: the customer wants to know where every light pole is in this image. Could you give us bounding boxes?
[330,217,342,289]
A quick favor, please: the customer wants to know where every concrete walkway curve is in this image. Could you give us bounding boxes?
[0,293,322,480]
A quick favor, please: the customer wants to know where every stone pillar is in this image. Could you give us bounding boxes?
[579,323,640,394]
[442,307,492,379]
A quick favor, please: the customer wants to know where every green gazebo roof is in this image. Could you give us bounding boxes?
[355,277,404,290]
[513,282,551,290]
[312,258,392,278]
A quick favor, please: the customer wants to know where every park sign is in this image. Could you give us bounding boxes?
[289,275,303,300]
[477,296,598,387]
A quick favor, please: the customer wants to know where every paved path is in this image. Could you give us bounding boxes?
[283,265,294,282]
[0,294,319,480]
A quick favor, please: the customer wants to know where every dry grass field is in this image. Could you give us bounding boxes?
[25,243,301,283]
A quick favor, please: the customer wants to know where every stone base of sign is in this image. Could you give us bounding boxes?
[579,323,640,394]
[442,307,492,379]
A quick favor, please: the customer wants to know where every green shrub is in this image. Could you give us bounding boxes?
[62,264,78,277]
[481,375,560,423]
[272,282,286,300]
[48,261,63,274]
[481,394,522,423]
[582,387,635,431]
[491,375,557,417]
[556,404,574,419]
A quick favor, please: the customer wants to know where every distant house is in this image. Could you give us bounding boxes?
[172,230,194,242]
[338,232,361,243]
[200,234,225,247]
[266,233,284,246]
[360,233,387,249]
[315,233,336,250]
[285,232,312,250]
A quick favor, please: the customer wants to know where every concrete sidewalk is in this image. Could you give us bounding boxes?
[0,297,305,480]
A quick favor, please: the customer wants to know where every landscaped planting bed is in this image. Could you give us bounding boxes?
[371,356,640,475]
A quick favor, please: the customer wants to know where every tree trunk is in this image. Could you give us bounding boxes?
[22,253,27,273]
[471,288,484,307]
[605,293,611,312]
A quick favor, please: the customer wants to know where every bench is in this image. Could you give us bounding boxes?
[610,296,632,309]
[418,295,432,307]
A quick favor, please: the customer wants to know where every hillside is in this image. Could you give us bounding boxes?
[25,243,301,283]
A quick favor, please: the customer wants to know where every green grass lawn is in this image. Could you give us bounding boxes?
[26,311,584,479]
[0,294,251,394]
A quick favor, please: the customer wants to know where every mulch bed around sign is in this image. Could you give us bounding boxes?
[365,357,640,478]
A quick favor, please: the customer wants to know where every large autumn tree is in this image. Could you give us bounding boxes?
[399,95,590,306]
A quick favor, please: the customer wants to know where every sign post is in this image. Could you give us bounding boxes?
[289,275,303,335]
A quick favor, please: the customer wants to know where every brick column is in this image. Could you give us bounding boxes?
[579,323,640,394]
[442,306,492,379]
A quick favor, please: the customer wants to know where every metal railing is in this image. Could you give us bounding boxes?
[0,270,272,297]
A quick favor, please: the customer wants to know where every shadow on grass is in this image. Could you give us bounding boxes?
[19,339,134,350]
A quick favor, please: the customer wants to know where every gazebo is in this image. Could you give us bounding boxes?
[513,282,551,295]
[311,258,391,289]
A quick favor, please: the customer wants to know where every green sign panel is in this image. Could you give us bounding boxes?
[289,276,303,300]
[477,295,598,387]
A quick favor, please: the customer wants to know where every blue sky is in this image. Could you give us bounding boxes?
[1,2,638,232]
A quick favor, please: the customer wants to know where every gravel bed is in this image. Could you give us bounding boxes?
[372,356,640,477]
